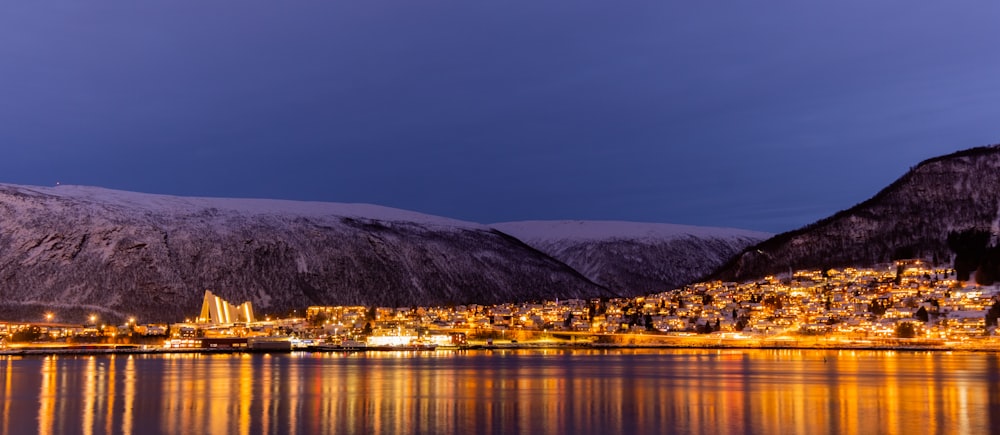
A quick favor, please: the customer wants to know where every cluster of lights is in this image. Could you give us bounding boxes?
[39,312,138,328]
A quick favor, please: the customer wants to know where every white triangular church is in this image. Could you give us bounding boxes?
[198,290,255,324]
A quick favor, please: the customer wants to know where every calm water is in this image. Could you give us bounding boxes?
[1,349,999,434]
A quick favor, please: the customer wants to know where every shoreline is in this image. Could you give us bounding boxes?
[4,339,1000,356]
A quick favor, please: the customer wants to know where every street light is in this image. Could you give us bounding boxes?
[89,314,97,325]
[45,313,53,322]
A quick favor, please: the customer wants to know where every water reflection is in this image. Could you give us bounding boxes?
[0,350,998,434]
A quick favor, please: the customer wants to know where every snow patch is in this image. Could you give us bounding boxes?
[296,254,309,274]
[2,183,483,229]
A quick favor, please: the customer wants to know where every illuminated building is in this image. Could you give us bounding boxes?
[198,290,255,324]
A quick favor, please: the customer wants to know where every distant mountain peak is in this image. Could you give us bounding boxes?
[492,220,770,243]
[494,220,770,296]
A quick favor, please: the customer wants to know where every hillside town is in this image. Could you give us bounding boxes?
[3,261,1000,353]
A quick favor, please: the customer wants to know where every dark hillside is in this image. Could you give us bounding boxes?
[711,144,1000,282]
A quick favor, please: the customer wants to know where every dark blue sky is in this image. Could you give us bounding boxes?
[1,2,998,232]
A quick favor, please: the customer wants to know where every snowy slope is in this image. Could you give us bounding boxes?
[0,183,611,322]
[493,221,770,295]
[16,184,481,228]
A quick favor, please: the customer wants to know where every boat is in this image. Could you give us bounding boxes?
[307,339,367,352]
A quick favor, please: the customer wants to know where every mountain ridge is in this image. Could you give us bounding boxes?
[0,183,616,322]
[493,220,769,295]
[710,143,1000,282]
[0,183,772,322]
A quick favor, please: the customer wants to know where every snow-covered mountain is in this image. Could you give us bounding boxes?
[711,144,1000,282]
[492,220,770,296]
[0,184,612,322]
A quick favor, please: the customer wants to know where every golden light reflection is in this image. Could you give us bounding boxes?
[1,350,1000,434]
[2,358,11,435]
[261,354,272,433]
[208,357,230,435]
[239,355,252,435]
[82,356,95,435]
[38,357,55,435]
[122,356,135,435]
[105,356,115,435]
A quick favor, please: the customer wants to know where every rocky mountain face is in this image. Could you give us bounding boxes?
[711,144,1000,283]
[0,184,613,322]
[492,221,770,296]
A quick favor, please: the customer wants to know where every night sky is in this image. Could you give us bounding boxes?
[1,2,997,233]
